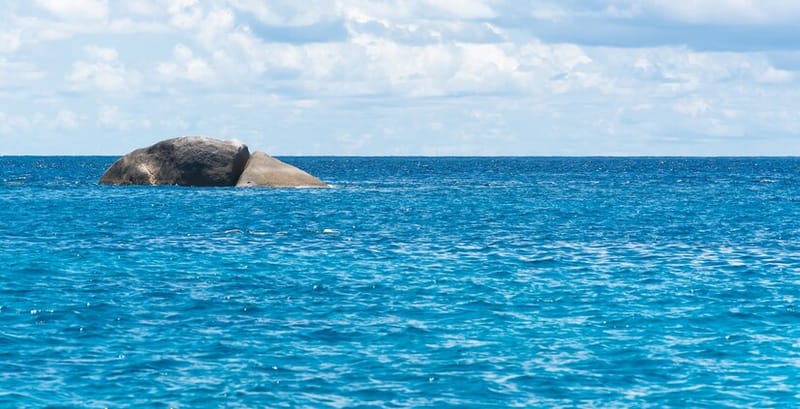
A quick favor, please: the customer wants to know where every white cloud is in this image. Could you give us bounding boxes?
[0,59,45,87]
[230,0,501,31]
[527,3,578,21]
[160,117,191,131]
[336,132,373,154]
[673,98,710,116]
[0,112,38,134]
[54,109,79,129]
[120,0,163,16]
[0,30,22,53]
[158,44,214,82]
[35,0,109,21]
[338,0,496,23]
[757,66,793,83]
[98,105,121,128]
[67,46,142,93]
[98,105,150,130]
[338,1,414,24]
[168,0,204,29]
[106,19,171,34]
[3,0,800,155]
[229,0,339,26]
[422,0,495,19]
[197,8,236,45]
[228,0,285,25]
[0,6,169,51]
[186,19,597,98]
[86,45,118,62]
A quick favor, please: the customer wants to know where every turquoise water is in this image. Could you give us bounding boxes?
[1,157,799,408]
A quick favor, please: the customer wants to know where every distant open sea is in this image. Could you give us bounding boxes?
[1,156,799,408]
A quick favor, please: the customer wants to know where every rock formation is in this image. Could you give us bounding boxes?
[236,151,327,188]
[99,136,327,187]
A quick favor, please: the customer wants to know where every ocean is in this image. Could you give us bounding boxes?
[1,156,798,408]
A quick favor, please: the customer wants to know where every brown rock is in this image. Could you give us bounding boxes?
[99,136,250,186]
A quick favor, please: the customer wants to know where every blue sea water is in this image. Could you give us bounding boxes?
[1,156,799,408]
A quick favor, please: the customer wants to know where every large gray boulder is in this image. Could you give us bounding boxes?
[99,136,250,186]
[236,151,327,188]
[99,136,327,188]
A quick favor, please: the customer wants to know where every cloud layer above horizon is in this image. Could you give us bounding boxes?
[1,0,799,155]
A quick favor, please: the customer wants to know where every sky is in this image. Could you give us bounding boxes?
[1,0,800,155]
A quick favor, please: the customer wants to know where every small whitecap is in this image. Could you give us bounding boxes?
[727,258,746,267]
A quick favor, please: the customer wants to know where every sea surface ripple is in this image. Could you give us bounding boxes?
[1,157,799,408]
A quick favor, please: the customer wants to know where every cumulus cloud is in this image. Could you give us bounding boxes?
[67,46,142,93]
[157,44,214,82]
[167,0,205,29]
[3,0,800,154]
[167,7,596,99]
[0,1,169,52]
[0,59,45,87]
[338,0,496,23]
[35,0,109,21]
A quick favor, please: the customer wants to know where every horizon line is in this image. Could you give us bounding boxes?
[2,154,800,159]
